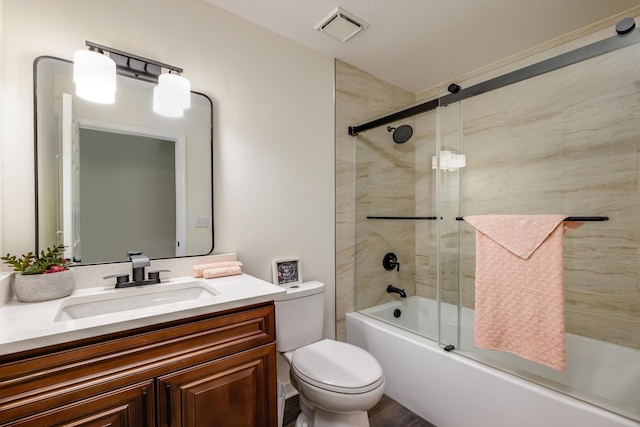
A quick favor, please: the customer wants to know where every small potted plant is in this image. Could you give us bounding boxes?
[1,245,75,302]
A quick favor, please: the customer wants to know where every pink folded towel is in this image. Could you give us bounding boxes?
[202,265,242,279]
[464,215,582,371]
[192,261,243,278]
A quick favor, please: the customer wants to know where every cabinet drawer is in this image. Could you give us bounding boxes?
[0,303,275,424]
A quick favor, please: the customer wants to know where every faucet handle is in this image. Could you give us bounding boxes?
[103,273,130,286]
[148,269,171,281]
[383,252,400,271]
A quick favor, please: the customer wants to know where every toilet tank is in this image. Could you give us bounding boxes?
[275,281,325,352]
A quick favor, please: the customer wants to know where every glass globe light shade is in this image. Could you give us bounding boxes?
[73,50,116,104]
[153,73,191,118]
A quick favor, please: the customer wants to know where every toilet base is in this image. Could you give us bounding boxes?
[296,392,370,427]
[295,412,312,427]
[295,410,369,427]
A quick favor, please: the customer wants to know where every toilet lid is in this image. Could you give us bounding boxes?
[291,339,384,394]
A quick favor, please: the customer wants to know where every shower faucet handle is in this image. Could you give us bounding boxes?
[383,252,400,271]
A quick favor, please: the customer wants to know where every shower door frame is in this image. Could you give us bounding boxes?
[348,21,640,137]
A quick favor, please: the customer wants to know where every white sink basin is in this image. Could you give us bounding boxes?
[55,281,219,321]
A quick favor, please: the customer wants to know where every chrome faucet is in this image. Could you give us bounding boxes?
[103,251,170,288]
[387,284,407,298]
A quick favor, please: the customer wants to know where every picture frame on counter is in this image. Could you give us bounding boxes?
[272,258,302,286]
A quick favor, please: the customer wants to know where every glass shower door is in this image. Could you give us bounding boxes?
[354,110,441,341]
[435,100,463,350]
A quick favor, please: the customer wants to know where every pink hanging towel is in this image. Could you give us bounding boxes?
[464,215,582,371]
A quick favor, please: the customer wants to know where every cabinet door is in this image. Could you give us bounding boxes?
[3,381,154,427]
[158,343,277,427]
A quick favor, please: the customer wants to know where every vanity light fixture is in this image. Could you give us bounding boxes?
[73,41,191,117]
[73,46,116,104]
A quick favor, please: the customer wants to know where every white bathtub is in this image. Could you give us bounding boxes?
[346,296,640,427]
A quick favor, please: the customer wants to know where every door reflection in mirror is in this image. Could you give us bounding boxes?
[78,129,180,263]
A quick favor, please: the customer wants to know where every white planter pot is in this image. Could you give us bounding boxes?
[13,269,75,303]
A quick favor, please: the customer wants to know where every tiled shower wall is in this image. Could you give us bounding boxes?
[456,38,640,350]
[335,60,414,340]
[410,19,640,350]
[354,125,418,311]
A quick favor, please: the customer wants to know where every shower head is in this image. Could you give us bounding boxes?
[387,125,413,144]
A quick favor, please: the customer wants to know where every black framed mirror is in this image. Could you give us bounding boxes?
[34,56,214,264]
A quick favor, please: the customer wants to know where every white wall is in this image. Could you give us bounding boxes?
[0,0,336,336]
[0,0,4,259]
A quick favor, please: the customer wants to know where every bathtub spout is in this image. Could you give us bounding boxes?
[387,285,406,298]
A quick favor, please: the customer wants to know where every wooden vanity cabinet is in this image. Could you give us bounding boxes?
[0,302,278,427]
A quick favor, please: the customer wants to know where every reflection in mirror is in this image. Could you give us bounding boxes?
[35,56,214,264]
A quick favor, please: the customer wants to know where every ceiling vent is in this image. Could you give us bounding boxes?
[315,7,368,42]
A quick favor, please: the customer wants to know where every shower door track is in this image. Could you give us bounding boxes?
[348,20,640,136]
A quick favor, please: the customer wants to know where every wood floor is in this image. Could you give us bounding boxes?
[283,394,436,427]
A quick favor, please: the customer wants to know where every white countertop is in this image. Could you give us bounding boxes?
[0,273,286,356]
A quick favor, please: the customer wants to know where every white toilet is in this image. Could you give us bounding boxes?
[275,281,385,427]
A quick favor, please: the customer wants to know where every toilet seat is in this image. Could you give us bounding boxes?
[291,339,384,394]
